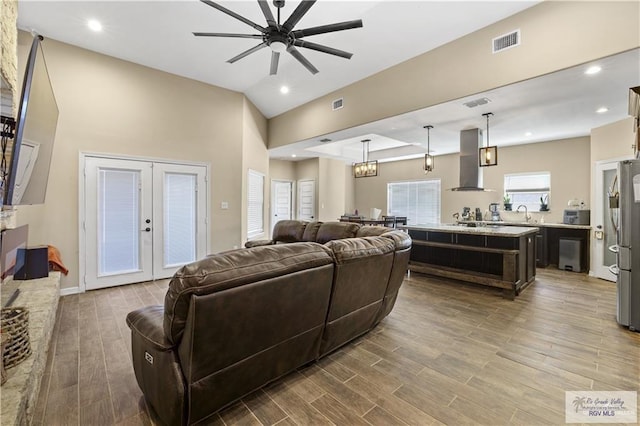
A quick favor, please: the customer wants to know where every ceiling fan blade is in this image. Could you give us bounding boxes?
[287,45,318,75]
[293,39,353,59]
[227,42,268,64]
[291,20,363,38]
[257,0,277,28]
[193,32,264,39]
[200,0,267,32]
[282,0,316,32]
[270,51,280,75]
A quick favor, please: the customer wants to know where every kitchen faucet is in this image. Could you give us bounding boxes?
[516,204,531,222]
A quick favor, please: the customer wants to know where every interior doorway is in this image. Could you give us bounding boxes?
[271,180,293,235]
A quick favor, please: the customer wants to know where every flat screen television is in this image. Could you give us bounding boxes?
[2,34,58,206]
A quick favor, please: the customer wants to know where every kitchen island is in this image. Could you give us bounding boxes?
[401,224,538,299]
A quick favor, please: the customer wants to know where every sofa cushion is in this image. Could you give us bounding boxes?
[272,220,308,243]
[301,221,323,242]
[355,226,388,238]
[315,222,361,244]
[163,242,334,345]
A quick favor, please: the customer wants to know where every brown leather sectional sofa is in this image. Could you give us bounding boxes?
[126,221,411,425]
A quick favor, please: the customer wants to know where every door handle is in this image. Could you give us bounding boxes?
[608,244,619,253]
[608,264,619,276]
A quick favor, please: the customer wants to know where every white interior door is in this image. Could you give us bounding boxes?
[85,157,153,289]
[593,159,621,281]
[83,156,208,290]
[297,179,316,221]
[271,180,292,234]
[152,163,207,279]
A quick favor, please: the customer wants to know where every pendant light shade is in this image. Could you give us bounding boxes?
[479,112,498,167]
[353,139,378,178]
[423,125,434,173]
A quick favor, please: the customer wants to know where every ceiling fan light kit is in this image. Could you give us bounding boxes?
[194,0,363,76]
[479,112,498,167]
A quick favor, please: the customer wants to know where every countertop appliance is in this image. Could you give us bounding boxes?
[563,209,590,225]
[489,203,500,221]
[614,159,640,331]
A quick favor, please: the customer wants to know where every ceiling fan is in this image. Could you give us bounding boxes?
[193,0,363,75]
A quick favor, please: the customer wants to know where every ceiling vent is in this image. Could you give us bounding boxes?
[319,138,332,143]
[463,97,491,108]
[492,29,520,53]
[332,98,344,111]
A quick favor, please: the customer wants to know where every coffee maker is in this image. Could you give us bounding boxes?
[489,203,501,221]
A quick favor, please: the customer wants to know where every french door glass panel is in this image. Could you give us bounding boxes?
[164,173,196,267]
[152,163,207,279]
[98,168,141,276]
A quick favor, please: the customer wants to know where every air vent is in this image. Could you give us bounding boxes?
[319,138,332,143]
[463,97,491,108]
[332,98,344,111]
[492,29,520,53]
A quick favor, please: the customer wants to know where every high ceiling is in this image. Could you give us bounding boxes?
[17,1,639,163]
[17,0,538,119]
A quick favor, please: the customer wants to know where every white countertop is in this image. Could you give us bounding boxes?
[401,224,539,237]
[456,220,591,230]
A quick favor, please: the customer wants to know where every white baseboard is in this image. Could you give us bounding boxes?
[60,286,81,296]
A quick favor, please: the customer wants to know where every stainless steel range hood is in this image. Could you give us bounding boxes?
[449,128,493,191]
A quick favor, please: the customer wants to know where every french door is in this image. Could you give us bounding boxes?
[83,156,208,290]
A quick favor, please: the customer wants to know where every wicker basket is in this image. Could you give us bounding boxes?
[1,307,31,370]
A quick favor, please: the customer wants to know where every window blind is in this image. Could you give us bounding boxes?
[247,170,264,239]
[504,172,551,212]
[387,179,441,225]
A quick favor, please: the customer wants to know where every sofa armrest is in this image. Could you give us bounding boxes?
[245,239,275,248]
[126,305,175,352]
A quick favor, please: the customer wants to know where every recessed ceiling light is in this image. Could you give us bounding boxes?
[88,19,102,32]
[524,132,533,137]
[291,154,297,158]
[585,65,602,75]
[596,107,609,114]
[280,86,289,94]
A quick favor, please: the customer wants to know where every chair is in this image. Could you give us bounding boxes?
[381,215,396,228]
[395,216,407,226]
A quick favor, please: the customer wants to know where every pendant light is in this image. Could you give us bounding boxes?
[479,112,498,167]
[423,125,434,173]
[353,139,378,178]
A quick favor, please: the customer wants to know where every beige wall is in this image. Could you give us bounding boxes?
[14,32,263,291]
[269,1,639,149]
[241,98,269,243]
[591,117,635,163]
[354,137,591,225]
[318,158,350,221]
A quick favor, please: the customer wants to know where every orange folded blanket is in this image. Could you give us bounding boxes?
[48,245,69,275]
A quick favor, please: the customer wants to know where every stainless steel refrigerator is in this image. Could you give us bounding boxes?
[616,159,640,331]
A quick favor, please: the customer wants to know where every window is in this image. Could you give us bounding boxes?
[387,179,441,225]
[247,169,264,239]
[504,172,550,212]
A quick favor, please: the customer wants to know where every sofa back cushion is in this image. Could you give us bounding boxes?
[319,236,395,356]
[315,222,361,244]
[355,226,389,238]
[164,242,334,345]
[272,220,308,243]
[301,221,323,242]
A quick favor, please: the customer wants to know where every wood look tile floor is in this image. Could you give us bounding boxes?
[33,269,640,425]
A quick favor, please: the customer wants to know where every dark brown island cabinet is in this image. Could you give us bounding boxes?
[402,225,538,299]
